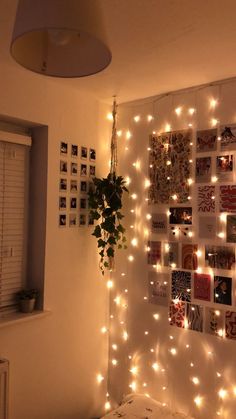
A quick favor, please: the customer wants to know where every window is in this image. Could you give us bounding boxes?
[0,131,31,315]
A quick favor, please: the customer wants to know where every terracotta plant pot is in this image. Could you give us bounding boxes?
[19,298,36,313]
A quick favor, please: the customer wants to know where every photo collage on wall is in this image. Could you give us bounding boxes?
[148,125,236,339]
[59,141,96,227]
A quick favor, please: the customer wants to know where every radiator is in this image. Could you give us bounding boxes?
[0,360,8,419]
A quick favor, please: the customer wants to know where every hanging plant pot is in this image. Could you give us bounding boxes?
[19,298,36,313]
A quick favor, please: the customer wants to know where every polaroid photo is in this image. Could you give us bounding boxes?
[186,303,203,332]
[169,300,186,328]
[216,155,233,181]
[220,185,236,212]
[163,242,179,268]
[169,207,192,225]
[70,197,77,210]
[147,241,161,265]
[60,160,67,174]
[60,141,68,155]
[80,181,87,193]
[226,215,236,243]
[81,146,88,160]
[214,275,232,306]
[195,157,211,183]
[169,226,192,240]
[81,164,87,177]
[220,125,236,151]
[71,144,78,158]
[89,165,96,177]
[182,244,198,270]
[59,196,66,210]
[89,148,96,161]
[198,216,216,239]
[59,178,67,191]
[198,185,215,212]
[171,270,191,302]
[69,213,77,227]
[79,214,86,226]
[205,307,225,337]
[59,214,66,227]
[226,311,236,339]
[194,273,211,301]
[71,162,78,176]
[148,271,169,306]
[80,198,86,209]
[70,180,77,193]
[196,128,217,153]
[151,213,167,234]
[205,245,235,270]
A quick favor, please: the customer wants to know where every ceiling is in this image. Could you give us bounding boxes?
[2,0,236,104]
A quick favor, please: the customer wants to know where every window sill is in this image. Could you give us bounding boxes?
[0,310,51,329]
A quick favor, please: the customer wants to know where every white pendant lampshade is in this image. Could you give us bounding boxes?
[10,0,112,77]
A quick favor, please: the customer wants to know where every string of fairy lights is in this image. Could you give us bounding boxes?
[96,80,236,417]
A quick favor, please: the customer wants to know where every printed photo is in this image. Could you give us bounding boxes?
[169,207,192,225]
[226,311,236,339]
[148,272,169,306]
[71,162,78,175]
[220,185,236,212]
[69,214,77,227]
[205,307,225,336]
[163,242,179,267]
[90,148,96,161]
[147,241,161,265]
[220,125,236,150]
[81,146,88,159]
[198,185,215,212]
[182,244,198,270]
[80,181,87,193]
[59,214,66,227]
[81,164,87,176]
[59,178,67,191]
[196,128,217,152]
[170,226,191,239]
[79,214,86,226]
[59,196,66,210]
[70,180,77,193]
[171,270,191,302]
[89,165,96,177]
[60,141,68,155]
[80,198,86,209]
[169,300,186,328]
[216,155,233,180]
[214,276,232,305]
[60,160,67,174]
[205,245,235,270]
[195,157,211,183]
[71,144,78,157]
[151,213,167,234]
[70,197,77,209]
[226,215,236,243]
[186,303,203,332]
[198,216,216,239]
[194,273,211,301]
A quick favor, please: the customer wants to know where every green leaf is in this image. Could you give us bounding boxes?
[118,244,122,249]
[107,247,114,258]
[117,211,124,220]
[122,236,127,243]
[104,261,109,268]
[108,236,116,245]
[98,239,106,248]
[117,224,125,233]
[92,225,101,238]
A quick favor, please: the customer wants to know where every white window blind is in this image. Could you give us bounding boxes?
[0,137,30,314]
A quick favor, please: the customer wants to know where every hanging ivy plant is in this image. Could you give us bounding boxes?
[88,172,128,274]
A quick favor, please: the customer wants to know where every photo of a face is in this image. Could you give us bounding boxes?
[60,141,68,155]
[81,164,87,176]
[169,207,192,225]
[214,276,232,306]
[195,157,211,182]
[71,144,78,157]
[89,165,95,177]
[59,196,66,210]
[90,148,96,161]
[60,160,67,173]
[81,147,88,159]
[70,180,77,192]
[60,178,67,191]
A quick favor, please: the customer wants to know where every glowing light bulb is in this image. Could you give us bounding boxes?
[107,112,113,121]
[147,115,154,121]
[152,130,156,135]
[144,178,151,188]
[130,366,138,375]
[144,331,149,335]
[211,118,218,127]
[190,362,194,367]
[218,232,225,239]
[170,348,177,355]
[126,130,132,139]
[186,344,190,349]
[114,296,121,305]
[125,176,131,185]
[105,401,111,411]
[152,362,159,371]
[172,194,178,201]
[128,255,134,262]
[210,98,218,109]
[189,108,196,115]
[131,193,137,199]
[117,130,122,137]
[196,250,202,257]
[194,396,202,407]
[121,272,126,276]
[188,231,193,238]
[218,329,224,337]
[129,381,137,391]
[188,123,193,127]
[107,280,114,289]
[97,374,104,383]
[166,160,171,166]
[153,313,160,320]
[165,123,171,132]
[175,107,182,115]
[216,372,221,377]
[101,326,108,334]
[192,377,200,385]
[123,331,128,341]
[134,115,140,122]
[143,382,147,387]
[218,389,227,399]
[188,178,193,185]
[112,344,118,350]
[220,213,227,222]
[111,359,118,366]
[146,213,152,220]
[147,147,151,151]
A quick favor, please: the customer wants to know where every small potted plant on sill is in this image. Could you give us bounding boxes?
[17,289,38,313]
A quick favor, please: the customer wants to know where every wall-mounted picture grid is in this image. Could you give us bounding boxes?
[216,155,233,181]
[60,160,67,174]
[220,125,236,151]
[195,157,211,182]
[60,178,67,191]
[59,196,66,210]
[81,164,87,176]
[169,207,192,224]
[205,245,235,270]
[71,162,78,175]
[71,144,78,157]
[214,276,232,305]
[60,141,68,155]
[70,180,77,193]
[59,214,66,227]
[81,146,88,159]
[89,148,96,161]
[196,128,217,152]
[69,214,77,227]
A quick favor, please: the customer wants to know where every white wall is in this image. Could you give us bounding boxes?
[0,60,111,418]
[108,79,236,419]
